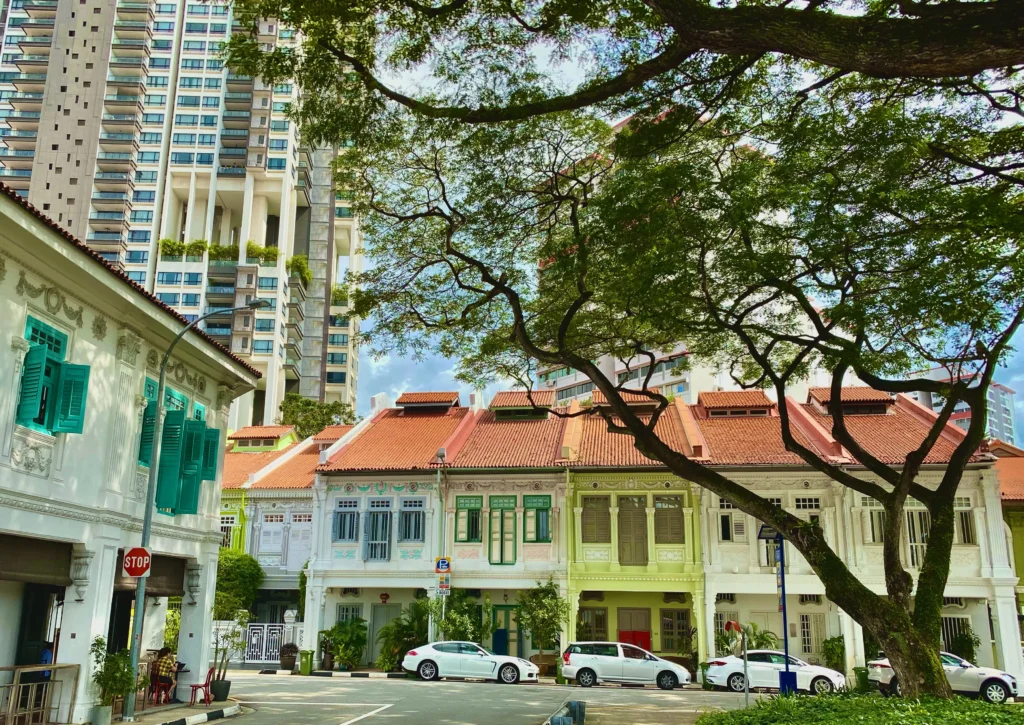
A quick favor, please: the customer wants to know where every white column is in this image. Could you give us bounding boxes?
[159,173,177,239]
[572,507,583,565]
[238,174,255,259]
[838,608,863,677]
[228,390,254,431]
[218,207,232,247]
[645,504,657,572]
[141,597,168,651]
[302,582,325,653]
[204,170,218,243]
[184,171,198,243]
[991,591,1024,678]
[262,359,281,424]
[176,549,217,687]
[704,584,717,660]
[609,501,620,571]
[982,470,1015,577]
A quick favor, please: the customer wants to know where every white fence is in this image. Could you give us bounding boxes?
[212,621,305,665]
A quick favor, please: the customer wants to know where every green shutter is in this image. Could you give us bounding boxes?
[15,344,48,427]
[155,410,186,513]
[138,402,156,466]
[177,420,205,514]
[52,363,90,434]
[201,427,221,480]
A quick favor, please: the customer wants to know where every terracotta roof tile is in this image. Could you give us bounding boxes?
[228,425,295,441]
[694,414,822,465]
[313,424,355,442]
[221,444,297,489]
[804,405,962,464]
[0,183,260,378]
[249,447,320,489]
[698,391,774,409]
[490,390,555,409]
[396,392,460,405]
[808,387,893,405]
[320,408,468,472]
[591,390,661,405]
[452,410,566,468]
[997,457,1024,501]
[573,407,688,467]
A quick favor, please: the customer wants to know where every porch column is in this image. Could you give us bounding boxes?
[703,584,717,660]
[177,549,217,687]
[645,504,657,572]
[838,607,863,678]
[566,589,580,643]
[609,500,620,572]
[691,589,707,662]
[683,506,695,564]
[301,581,325,655]
[992,591,1024,679]
[551,506,561,563]
[572,507,583,564]
[238,174,255,258]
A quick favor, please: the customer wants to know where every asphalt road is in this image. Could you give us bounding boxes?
[227,670,750,725]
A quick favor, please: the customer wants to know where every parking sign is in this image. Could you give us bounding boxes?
[435,556,451,574]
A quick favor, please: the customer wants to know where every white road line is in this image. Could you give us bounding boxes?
[339,704,393,725]
[234,701,390,706]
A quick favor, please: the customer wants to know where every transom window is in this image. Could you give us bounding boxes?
[794,497,821,510]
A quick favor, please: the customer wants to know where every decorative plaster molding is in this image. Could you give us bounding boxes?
[70,550,94,602]
[584,549,610,562]
[146,349,159,372]
[16,272,84,328]
[453,480,553,492]
[91,315,108,341]
[657,549,685,562]
[0,255,6,283]
[333,549,357,560]
[399,548,424,560]
[326,481,433,494]
[131,467,148,502]
[574,478,689,491]
[11,425,54,478]
[116,329,142,366]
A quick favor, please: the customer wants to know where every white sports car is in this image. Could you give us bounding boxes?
[867,651,1017,703]
[402,641,540,684]
[704,650,846,694]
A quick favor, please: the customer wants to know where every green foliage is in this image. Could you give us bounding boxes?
[215,548,264,613]
[821,636,846,673]
[90,637,136,707]
[742,623,779,650]
[331,284,348,307]
[158,238,185,257]
[375,600,429,672]
[208,243,238,261]
[514,578,569,656]
[426,589,494,644]
[163,607,180,653]
[185,239,209,257]
[297,561,308,620]
[695,693,1024,725]
[287,254,313,286]
[330,618,368,671]
[280,642,300,658]
[279,391,356,439]
[245,240,263,259]
[949,626,981,663]
[260,245,280,264]
[212,608,250,680]
[716,629,737,657]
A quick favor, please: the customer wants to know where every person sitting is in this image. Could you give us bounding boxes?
[151,648,177,704]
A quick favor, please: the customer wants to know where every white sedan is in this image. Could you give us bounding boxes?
[402,641,539,684]
[705,650,845,694]
[868,651,1017,703]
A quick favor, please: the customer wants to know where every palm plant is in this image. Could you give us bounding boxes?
[375,600,429,672]
[332,618,368,671]
[742,623,780,650]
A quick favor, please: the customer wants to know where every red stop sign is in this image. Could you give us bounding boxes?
[123,547,152,578]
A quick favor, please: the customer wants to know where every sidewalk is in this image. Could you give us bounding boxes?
[585,704,719,725]
[127,701,242,725]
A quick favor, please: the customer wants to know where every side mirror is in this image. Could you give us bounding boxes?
[960,662,971,668]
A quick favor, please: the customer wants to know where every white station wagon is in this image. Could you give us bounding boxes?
[562,641,692,690]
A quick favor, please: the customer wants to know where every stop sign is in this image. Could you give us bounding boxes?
[123,547,152,578]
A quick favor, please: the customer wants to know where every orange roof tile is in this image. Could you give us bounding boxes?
[591,390,662,405]
[320,408,469,472]
[490,390,556,409]
[396,392,461,406]
[573,407,689,467]
[313,424,355,442]
[804,405,963,464]
[808,387,893,405]
[694,414,823,465]
[997,457,1024,501]
[698,390,774,409]
[250,447,320,489]
[221,444,297,488]
[452,410,566,468]
[228,425,295,441]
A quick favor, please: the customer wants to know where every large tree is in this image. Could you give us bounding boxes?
[326,70,1020,698]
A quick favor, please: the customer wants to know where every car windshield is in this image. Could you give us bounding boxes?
[478,646,497,656]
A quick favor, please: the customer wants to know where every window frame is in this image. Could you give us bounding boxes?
[455,495,483,543]
[581,495,611,544]
[488,495,517,565]
[397,498,426,543]
[332,498,359,543]
[653,495,685,544]
[523,494,552,543]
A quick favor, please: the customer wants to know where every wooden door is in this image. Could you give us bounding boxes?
[617,608,652,651]
[618,497,648,566]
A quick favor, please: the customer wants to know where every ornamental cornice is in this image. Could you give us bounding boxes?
[572,477,691,492]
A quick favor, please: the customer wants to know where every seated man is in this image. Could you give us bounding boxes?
[151,648,177,704]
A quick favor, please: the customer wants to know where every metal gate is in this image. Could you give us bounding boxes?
[244,623,284,663]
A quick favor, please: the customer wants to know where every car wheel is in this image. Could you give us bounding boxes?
[417,660,438,681]
[499,663,520,684]
[576,668,597,688]
[891,678,902,697]
[982,680,1009,704]
[811,676,833,695]
[657,672,678,691]
[727,672,746,693]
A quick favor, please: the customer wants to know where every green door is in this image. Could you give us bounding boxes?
[492,606,520,657]
[618,496,648,566]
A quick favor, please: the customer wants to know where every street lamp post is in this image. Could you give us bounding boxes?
[122,299,267,721]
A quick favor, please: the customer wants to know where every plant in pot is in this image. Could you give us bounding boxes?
[89,637,136,725]
[331,618,367,672]
[211,595,250,702]
[317,629,336,672]
[279,642,299,672]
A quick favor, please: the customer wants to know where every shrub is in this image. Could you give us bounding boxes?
[163,607,180,653]
[821,635,845,673]
[215,549,264,612]
[159,238,185,257]
[331,284,348,306]
[208,243,238,261]
[185,239,208,257]
[949,626,981,663]
[287,254,312,286]
[515,578,569,656]
[260,245,280,263]
[330,618,368,671]
[280,642,300,657]
[375,600,429,671]
[90,637,137,707]
[695,693,1024,725]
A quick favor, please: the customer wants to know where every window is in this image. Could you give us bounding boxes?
[329,315,350,327]
[185,22,207,32]
[581,496,611,543]
[267,158,287,170]
[210,22,227,33]
[196,153,214,165]
[800,613,826,656]
[861,497,887,543]
[199,134,216,146]
[799,594,822,605]
[523,495,551,543]
[326,353,348,365]
[156,293,180,305]
[139,133,161,145]
[576,608,608,641]
[258,297,276,310]
[955,498,976,545]
[622,645,646,660]
[142,113,165,124]
[219,515,236,548]
[170,153,194,164]
[177,95,200,108]
[183,40,206,51]
[326,372,346,384]
[556,381,595,402]
[133,190,156,202]
[272,101,289,113]
[153,21,173,32]
[260,513,284,553]
[274,83,293,93]
[128,230,152,243]
[205,79,222,90]
[126,251,149,264]
[659,609,691,652]
[179,77,202,88]
[269,139,288,150]
[175,114,199,126]
[254,319,275,332]
[150,58,171,69]
[252,340,273,354]
[202,97,220,107]
[130,211,153,223]
[795,497,821,510]
[328,334,349,345]
[258,277,278,290]
[714,611,740,641]
[155,3,175,13]
[336,603,363,623]
[201,115,218,127]
[489,495,516,564]
[147,75,169,87]
[157,272,182,285]
[270,120,289,132]
[456,496,482,543]
[181,294,200,307]
[127,271,146,284]
[206,59,223,70]
[184,273,202,286]
[398,499,425,543]
[719,499,746,542]
[332,499,358,542]
[365,499,393,561]
[654,495,684,544]
[16,317,90,436]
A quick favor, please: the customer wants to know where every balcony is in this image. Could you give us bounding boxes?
[89,211,128,231]
[23,0,58,18]
[226,74,252,89]
[109,57,147,75]
[220,129,248,148]
[0,129,37,150]
[97,152,135,170]
[113,21,151,39]
[224,92,252,109]
[204,305,234,316]
[5,73,47,92]
[7,92,43,110]
[94,171,131,190]
[87,231,124,242]
[102,113,141,131]
[106,75,146,92]
[217,166,245,177]
[11,54,49,71]
[111,38,148,56]
[17,35,52,53]
[286,297,305,321]
[206,325,232,338]
[0,168,31,178]
[115,1,153,19]
[206,284,235,299]
[0,110,41,130]
[21,18,56,36]
[91,191,132,211]
[221,110,251,128]
[104,94,144,111]
[284,357,300,380]
[99,132,137,150]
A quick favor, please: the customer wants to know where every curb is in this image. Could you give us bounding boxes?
[152,703,241,725]
[258,670,408,678]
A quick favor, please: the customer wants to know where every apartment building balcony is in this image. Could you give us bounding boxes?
[109,57,147,75]
[93,171,131,190]
[111,38,148,56]
[113,21,151,39]
[0,110,41,130]
[115,1,154,20]
[11,55,49,71]
[224,92,252,109]
[219,129,248,148]
[284,317,303,340]
[204,305,234,318]
[217,166,246,177]
[226,74,253,89]
[104,94,144,112]
[20,18,55,35]
[284,357,300,381]
[286,297,304,321]
[0,129,37,150]
[0,148,35,169]
[0,168,31,189]
[17,35,52,53]
[91,191,132,212]
[7,92,43,110]
[98,132,137,151]
[102,113,141,132]
[221,110,251,128]
[96,152,135,170]
[206,284,235,301]
[284,337,301,356]
[106,75,146,93]
[5,74,47,93]
[23,0,58,18]
[88,210,129,232]
[206,324,232,342]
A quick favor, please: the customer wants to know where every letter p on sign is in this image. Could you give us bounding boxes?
[123,547,152,578]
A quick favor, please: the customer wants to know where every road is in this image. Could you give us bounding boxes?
[227,670,751,725]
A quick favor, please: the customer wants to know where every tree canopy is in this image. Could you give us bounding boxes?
[215,548,265,617]
[279,392,357,439]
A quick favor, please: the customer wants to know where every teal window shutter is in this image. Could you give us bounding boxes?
[138,402,157,466]
[155,410,186,513]
[177,420,206,514]
[16,344,48,427]
[52,363,90,434]
[200,427,221,480]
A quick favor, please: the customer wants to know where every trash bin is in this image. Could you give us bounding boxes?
[699,662,713,690]
[299,650,314,676]
[854,666,869,692]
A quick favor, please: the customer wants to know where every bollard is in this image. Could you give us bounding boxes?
[551,716,573,725]
[568,700,586,724]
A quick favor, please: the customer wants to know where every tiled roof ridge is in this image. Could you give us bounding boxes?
[807,386,894,405]
[396,391,461,405]
[244,436,319,489]
[317,408,384,468]
[893,393,968,445]
[784,397,847,461]
[435,409,483,465]
[228,425,295,441]
[698,390,774,409]
[0,182,261,378]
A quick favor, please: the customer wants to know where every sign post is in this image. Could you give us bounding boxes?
[725,620,747,707]
[760,524,796,695]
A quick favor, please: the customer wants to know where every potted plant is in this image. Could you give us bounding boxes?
[211,598,250,701]
[317,629,336,671]
[89,637,135,725]
[279,642,299,671]
[332,618,367,672]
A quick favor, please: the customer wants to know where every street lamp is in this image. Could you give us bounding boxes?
[123,299,267,721]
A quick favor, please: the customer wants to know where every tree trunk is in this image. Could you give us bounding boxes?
[872,614,952,698]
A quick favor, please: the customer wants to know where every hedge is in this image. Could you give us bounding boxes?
[696,694,1024,725]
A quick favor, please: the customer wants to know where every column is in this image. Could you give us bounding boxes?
[262,358,280,426]
[302,582,325,652]
[991,592,1024,678]
[838,608,863,678]
[480,508,490,563]
[683,506,695,564]
[184,171,198,243]
[645,503,657,572]
[565,589,579,645]
[238,174,255,260]
[177,548,218,688]
[204,169,218,243]
[218,207,232,247]
[703,584,717,660]
[982,470,1014,577]
[229,390,254,430]
[691,589,707,662]
[141,597,168,651]
[572,507,583,565]
[158,173,177,240]
[609,500,620,571]
[551,506,561,563]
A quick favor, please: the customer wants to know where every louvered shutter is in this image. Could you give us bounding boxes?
[456,509,468,541]
[596,505,611,543]
[524,509,536,542]
[502,510,515,563]
[490,510,501,563]
[15,344,47,427]
[332,512,342,541]
[200,427,221,480]
[52,363,90,434]
[138,401,157,466]
[732,514,747,542]
[361,512,370,560]
[396,510,405,543]
[654,505,684,544]
[582,504,597,543]
[176,420,205,514]
[383,512,392,561]
[155,410,186,512]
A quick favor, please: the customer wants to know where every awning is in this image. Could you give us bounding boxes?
[0,534,72,586]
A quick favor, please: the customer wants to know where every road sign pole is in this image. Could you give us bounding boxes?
[778,534,795,695]
[742,629,749,708]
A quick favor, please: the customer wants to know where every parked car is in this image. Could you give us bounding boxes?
[867,651,1017,703]
[704,650,845,694]
[402,641,539,684]
[561,641,692,690]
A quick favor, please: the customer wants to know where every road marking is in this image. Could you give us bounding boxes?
[339,704,393,725]
[234,702,390,706]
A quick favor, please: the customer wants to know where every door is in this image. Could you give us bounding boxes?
[431,642,462,677]
[492,606,520,657]
[620,644,658,683]
[744,652,777,688]
[368,603,401,666]
[617,608,652,651]
[618,497,648,566]
[590,642,623,681]
[17,584,63,666]
[459,642,497,678]
[940,653,980,693]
